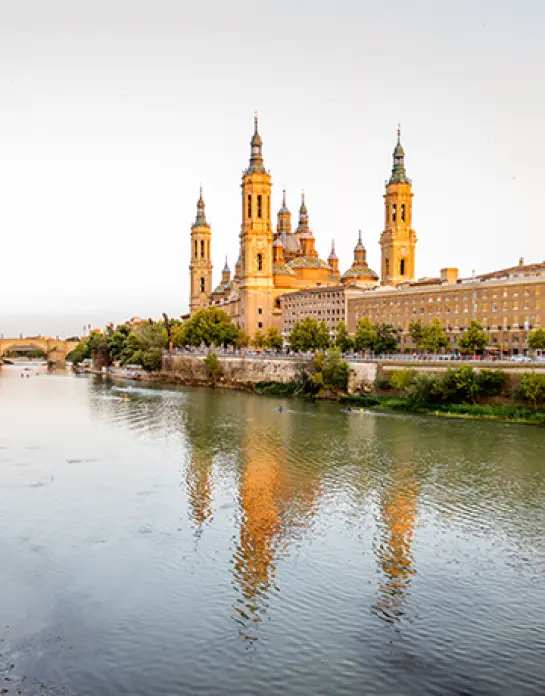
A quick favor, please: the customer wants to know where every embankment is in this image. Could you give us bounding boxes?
[162,353,378,395]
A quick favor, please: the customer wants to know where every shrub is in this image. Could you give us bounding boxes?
[375,377,392,391]
[204,351,222,385]
[406,373,444,408]
[519,372,545,407]
[389,368,416,392]
[140,347,163,373]
[477,369,506,397]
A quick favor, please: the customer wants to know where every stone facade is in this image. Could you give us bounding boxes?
[348,262,545,353]
[282,285,368,338]
[188,116,389,337]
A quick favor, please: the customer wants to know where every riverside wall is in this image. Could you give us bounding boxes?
[162,354,378,395]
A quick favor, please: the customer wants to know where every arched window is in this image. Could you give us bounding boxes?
[247,195,252,218]
[194,240,198,258]
[392,204,397,222]
[200,240,205,258]
[400,259,406,276]
[257,195,262,218]
[385,258,390,276]
[200,277,205,293]
[257,253,263,271]
[401,204,406,222]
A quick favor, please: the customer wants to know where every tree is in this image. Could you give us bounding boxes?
[235,330,250,349]
[66,342,89,365]
[288,317,330,352]
[204,351,222,385]
[458,320,489,355]
[265,327,283,351]
[420,318,450,353]
[375,323,398,354]
[311,349,350,393]
[408,320,426,349]
[528,328,545,352]
[86,332,111,368]
[107,324,132,361]
[176,308,239,347]
[335,321,353,353]
[139,347,163,373]
[520,372,545,407]
[252,330,266,350]
[354,317,377,353]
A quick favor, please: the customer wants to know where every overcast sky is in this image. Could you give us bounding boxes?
[1,0,544,337]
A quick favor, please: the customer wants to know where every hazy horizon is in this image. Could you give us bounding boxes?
[1,0,544,337]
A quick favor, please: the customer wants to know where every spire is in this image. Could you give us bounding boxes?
[328,239,338,260]
[247,112,266,174]
[328,239,339,273]
[296,191,310,235]
[277,188,292,234]
[194,186,208,226]
[354,230,367,265]
[221,255,231,284]
[389,125,409,184]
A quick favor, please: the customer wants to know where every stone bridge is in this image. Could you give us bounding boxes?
[0,338,80,365]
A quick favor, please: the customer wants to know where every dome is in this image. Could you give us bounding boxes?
[341,265,379,281]
[286,256,331,270]
[280,231,300,255]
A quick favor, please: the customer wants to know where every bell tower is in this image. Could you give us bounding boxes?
[380,127,417,286]
[189,187,213,315]
[240,115,274,336]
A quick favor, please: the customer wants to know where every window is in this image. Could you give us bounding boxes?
[258,307,263,315]
[247,195,252,218]
[258,322,263,329]
[200,240,205,258]
[392,204,397,222]
[257,253,263,271]
[200,277,205,293]
[257,195,263,218]
[385,258,390,276]
[401,204,406,222]
[194,240,198,258]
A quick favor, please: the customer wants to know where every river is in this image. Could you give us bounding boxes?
[1,365,544,695]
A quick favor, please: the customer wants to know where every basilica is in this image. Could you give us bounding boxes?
[188,116,417,336]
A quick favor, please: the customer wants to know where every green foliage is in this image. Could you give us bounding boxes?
[403,366,507,407]
[458,320,489,355]
[176,308,239,348]
[375,324,398,354]
[375,377,392,391]
[252,330,266,350]
[66,342,89,365]
[354,317,376,352]
[107,324,132,361]
[408,320,426,347]
[204,351,222,384]
[389,368,416,392]
[139,347,163,373]
[256,381,297,397]
[519,372,545,407]
[419,318,450,353]
[406,373,445,409]
[288,317,330,352]
[528,328,545,352]
[477,368,506,397]
[235,330,250,349]
[311,349,350,393]
[335,321,353,353]
[354,318,397,353]
[265,327,283,351]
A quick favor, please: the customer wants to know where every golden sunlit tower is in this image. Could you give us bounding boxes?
[380,127,417,286]
[189,187,213,315]
[240,114,274,336]
[328,240,339,274]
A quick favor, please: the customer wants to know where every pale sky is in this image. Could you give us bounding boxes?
[1,0,544,337]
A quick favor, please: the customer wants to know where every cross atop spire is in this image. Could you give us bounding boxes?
[390,125,409,184]
[194,186,208,226]
[247,112,266,174]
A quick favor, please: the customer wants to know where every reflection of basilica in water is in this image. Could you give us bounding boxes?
[182,393,420,639]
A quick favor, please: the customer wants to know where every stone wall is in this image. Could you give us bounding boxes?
[163,354,378,395]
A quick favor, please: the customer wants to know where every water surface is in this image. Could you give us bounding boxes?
[1,366,544,695]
